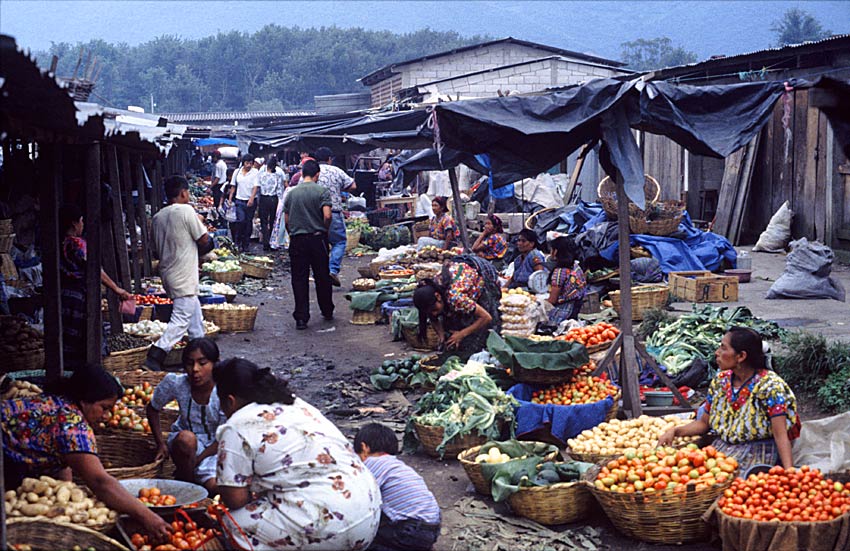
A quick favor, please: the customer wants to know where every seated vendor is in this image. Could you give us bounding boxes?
[659,327,800,470]
[472,214,508,263]
[506,229,545,289]
[147,337,226,494]
[2,365,171,541]
[546,236,587,324]
[417,196,457,251]
[413,255,501,357]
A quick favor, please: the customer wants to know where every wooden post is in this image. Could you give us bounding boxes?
[564,143,591,204]
[100,163,123,334]
[121,150,142,294]
[106,146,132,290]
[39,144,64,383]
[134,155,152,276]
[447,168,471,251]
[84,143,103,365]
[150,159,162,214]
[615,172,642,417]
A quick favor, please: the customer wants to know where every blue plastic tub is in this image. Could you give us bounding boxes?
[199,294,226,305]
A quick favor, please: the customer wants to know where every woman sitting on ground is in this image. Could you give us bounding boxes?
[659,327,800,470]
[472,214,508,265]
[417,197,457,251]
[546,236,587,324]
[147,337,226,495]
[506,229,545,289]
[214,358,381,550]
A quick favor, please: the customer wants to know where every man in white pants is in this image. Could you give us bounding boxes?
[145,175,214,370]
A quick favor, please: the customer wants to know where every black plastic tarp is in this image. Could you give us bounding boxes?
[393,148,488,186]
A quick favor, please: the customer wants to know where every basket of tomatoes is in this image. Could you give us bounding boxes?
[557,322,619,354]
[704,466,850,551]
[585,444,738,544]
[120,508,224,551]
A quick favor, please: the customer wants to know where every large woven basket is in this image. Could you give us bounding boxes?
[609,284,669,321]
[6,518,130,551]
[0,232,15,253]
[95,432,164,480]
[585,463,736,544]
[413,421,489,459]
[597,174,661,220]
[509,480,594,525]
[629,200,686,236]
[102,344,151,372]
[137,406,179,434]
[201,306,258,333]
[114,369,167,388]
[205,270,243,284]
[240,261,272,279]
[345,228,362,252]
[7,349,45,372]
[401,324,441,351]
[350,305,382,325]
[457,445,559,496]
[512,364,576,386]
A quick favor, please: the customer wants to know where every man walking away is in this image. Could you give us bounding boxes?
[211,151,228,210]
[146,175,214,370]
[285,160,333,330]
[314,147,356,287]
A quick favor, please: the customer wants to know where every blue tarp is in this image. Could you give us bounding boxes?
[194,138,238,147]
[507,383,615,444]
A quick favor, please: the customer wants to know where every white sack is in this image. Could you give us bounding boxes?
[753,201,793,252]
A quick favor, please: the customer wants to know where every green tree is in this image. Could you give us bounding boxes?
[620,37,698,71]
[771,8,831,46]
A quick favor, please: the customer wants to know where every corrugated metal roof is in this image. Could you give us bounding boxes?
[159,111,315,123]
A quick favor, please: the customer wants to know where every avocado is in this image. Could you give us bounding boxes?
[531,474,552,486]
[538,461,557,472]
[385,365,396,374]
[539,470,561,484]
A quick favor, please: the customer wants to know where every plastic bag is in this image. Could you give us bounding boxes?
[119,298,136,315]
[631,257,663,283]
[792,411,850,473]
[753,201,793,252]
[766,238,846,301]
[223,201,238,223]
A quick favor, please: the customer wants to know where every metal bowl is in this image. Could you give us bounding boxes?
[119,478,208,510]
[724,269,752,283]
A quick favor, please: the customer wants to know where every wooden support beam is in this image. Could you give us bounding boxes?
[121,150,142,294]
[134,155,152,276]
[100,160,123,335]
[106,146,132,290]
[448,168,471,251]
[564,143,591,204]
[84,143,103,365]
[39,144,64,383]
[615,172,642,418]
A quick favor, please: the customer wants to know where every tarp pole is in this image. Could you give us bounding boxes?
[615,172,642,417]
[448,168,471,251]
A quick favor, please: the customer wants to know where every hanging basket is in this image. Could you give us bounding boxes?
[597,175,661,220]
[102,344,151,372]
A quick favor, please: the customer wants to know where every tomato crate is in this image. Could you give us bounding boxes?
[669,271,738,303]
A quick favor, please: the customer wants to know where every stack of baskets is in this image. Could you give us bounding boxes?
[609,284,669,321]
[597,175,661,220]
[201,305,258,333]
[628,200,686,236]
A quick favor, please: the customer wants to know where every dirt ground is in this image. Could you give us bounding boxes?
[212,247,849,551]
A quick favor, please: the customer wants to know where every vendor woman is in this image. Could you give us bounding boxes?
[546,236,587,323]
[1,364,171,540]
[659,327,800,470]
[417,196,457,251]
[413,255,501,356]
[472,214,508,264]
[506,229,545,289]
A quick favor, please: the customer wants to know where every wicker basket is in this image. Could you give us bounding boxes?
[345,228,362,252]
[102,344,151,372]
[597,174,661,220]
[524,207,557,231]
[6,518,130,551]
[511,364,575,386]
[352,279,377,292]
[401,324,441,351]
[93,432,163,480]
[0,232,15,253]
[457,445,559,496]
[609,284,669,321]
[585,340,613,354]
[7,349,45,372]
[509,480,594,525]
[628,200,686,236]
[131,405,178,434]
[413,422,490,459]
[240,262,272,279]
[205,270,243,284]
[357,266,373,278]
[201,306,258,333]
[350,305,382,325]
[114,369,167,388]
[584,463,736,544]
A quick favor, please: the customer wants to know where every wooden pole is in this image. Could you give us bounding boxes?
[106,146,132,290]
[39,144,64,382]
[564,143,591,204]
[134,155,152,276]
[615,172,642,417]
[121,150,142,294]
[447,168,471,251]
[100,153,123,334]
[84,143,103,365]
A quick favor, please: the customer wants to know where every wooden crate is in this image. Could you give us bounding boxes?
[669,271,738,303]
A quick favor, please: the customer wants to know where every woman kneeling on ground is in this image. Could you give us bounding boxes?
[659,327,800,470]
[147,337,226,494]
[214,358,381,550]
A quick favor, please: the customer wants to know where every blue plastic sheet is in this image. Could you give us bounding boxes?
[507,383,615,444]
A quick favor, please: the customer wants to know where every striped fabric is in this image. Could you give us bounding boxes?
[365,455,441,524]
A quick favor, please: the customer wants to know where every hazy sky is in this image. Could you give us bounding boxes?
[2,1,848,60]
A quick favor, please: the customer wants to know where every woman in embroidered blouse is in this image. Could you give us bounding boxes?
[506,229,545,289]
[417,196,457,251]
[659,327,800,469]
[472,214,508,263]
[147,338,226,494]
[413,255,502,357]
[1,365,171,540]
[60,204,131,370]
[546,237,587,324]
[213,358,381,551]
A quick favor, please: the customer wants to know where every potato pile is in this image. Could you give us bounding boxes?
[567,415,700,457]
[5,476,117,527]
[1,379,42,400]
[0,316,43,354]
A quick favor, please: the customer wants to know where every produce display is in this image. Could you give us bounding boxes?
[209,283,236,295]
[211,247,234,258]
[412,262,442,281]
[241,255,273,265]
[370,354,448,390]
[567,415,700,457]
[136,487,177,507]
[123,320,219,340]
[0,316,43,354]
[5,476,118,526]
[530,375,620,405]
[106,333,150,353]
[120,382,154,407]
[201,259,241,272]
[474,446,534,465]
[130,517,220,551]
[352,278,376,290]
[1,378,42,400]
[558,323,619,348]
[132,295,172,306]
[646,305,786,376]
[718,466,850,522]
[593,444,738,494]
[201,303,255,311]
[12,546,94,551]
[499,290,537,337]
[417,245,456,262]
[514,461,585,488]
[379,268,414,279]
[99,403,151,433]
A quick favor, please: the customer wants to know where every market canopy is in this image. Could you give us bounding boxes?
[193,137,238,147]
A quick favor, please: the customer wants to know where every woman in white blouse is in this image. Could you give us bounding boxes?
[227,154,259,251]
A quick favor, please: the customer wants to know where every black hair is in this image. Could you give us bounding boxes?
[354,423,398,455]
[213,358,295,406]
[164,175,189,200]
[241,154,254,165]
[547,236,579,284]
[266,155,278,172]
[727,326,767,371]
[59,203,83,233]
[212,151,221,160]
[182,337,220,367]
[48,364,123,405]
[486,214,504,233]
[413,266,451,339]
[314,147,333,162]
[302,160,320,179]
[517,229,539,247]
[432,196,449,212]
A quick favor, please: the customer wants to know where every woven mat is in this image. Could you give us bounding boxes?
[450,496,601,551]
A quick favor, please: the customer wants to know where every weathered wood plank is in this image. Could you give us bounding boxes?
[40,144,64,383]
[815,111,828,242]
[85,143,103,365]
[714,147,746,238]
[121,149,142,294]
[730,135,760,245]
[564,143,591,204]
[615,173,641,418]
[106,146,132,291]
[134,155,152,276]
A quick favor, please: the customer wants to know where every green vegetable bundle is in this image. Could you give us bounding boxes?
[370,354,431,390]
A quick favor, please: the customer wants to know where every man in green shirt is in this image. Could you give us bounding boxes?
[284,160,334,330]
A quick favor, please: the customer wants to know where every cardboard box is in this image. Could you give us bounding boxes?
[669,271,739,303]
